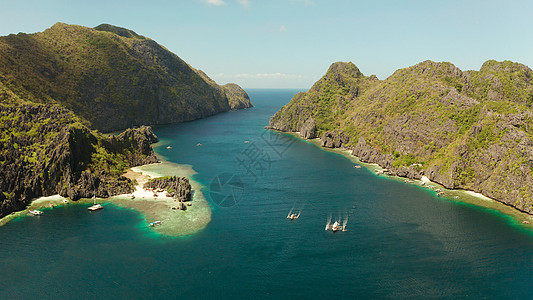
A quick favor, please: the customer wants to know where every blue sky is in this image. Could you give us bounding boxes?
[1,0,532,89]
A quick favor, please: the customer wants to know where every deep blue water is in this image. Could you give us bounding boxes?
[1,89,533,299]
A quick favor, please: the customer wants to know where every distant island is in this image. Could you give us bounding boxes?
[268,60,533,215]
[0,23,252,218]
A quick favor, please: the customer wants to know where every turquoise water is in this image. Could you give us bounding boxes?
[2,89,533,298]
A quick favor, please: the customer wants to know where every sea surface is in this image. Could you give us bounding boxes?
[1,89,533,299]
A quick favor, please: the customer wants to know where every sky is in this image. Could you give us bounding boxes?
[1,0,532,89]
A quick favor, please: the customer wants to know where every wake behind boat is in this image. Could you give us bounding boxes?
[287,208,301,220]
[287,213,299,220]
[325,221,345,232]
[325,213,348,232]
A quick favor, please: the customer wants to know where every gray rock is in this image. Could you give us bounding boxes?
[321,130,350,148]
[299,118,317,139]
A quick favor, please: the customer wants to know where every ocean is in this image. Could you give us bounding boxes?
[1,89,533,298]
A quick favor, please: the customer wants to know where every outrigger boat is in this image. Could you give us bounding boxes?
[325,220,346,232]
[286,209,301,220]
[29,210,43,216]
[287,213,299,220]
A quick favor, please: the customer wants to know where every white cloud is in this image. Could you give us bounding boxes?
[237,0,250,8]
[290,0,314,6]
[203,0,226,6]
[279,25,287,32]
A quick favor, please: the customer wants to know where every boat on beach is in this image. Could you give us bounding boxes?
[149,220,162,227]
[29,210,43,216]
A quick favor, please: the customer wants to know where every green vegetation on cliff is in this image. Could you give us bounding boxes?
[0,23,251,218]
[0,78,160,216]
[0,22,252,132]
[269,60,533,214]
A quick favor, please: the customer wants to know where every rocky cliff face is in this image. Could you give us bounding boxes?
[0,99,159,218]
[269,60,533,214]
[0,23,254,218]
[0,23,252,133]
[143,176,192,202]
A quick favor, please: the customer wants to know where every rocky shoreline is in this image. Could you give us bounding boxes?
[0,102,160,218]
[267,60,533,216]
[269,127,533,224]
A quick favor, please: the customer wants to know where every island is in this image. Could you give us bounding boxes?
[0,23,252,233]
[268,60,533,216]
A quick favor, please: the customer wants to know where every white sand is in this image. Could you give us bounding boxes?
[112,161,212,236]
[464,191,493,202]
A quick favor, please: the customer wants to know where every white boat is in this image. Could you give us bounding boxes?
[29,210,43,216]
[88,204,103,211]
[149,220,162,227]
[167,146,172,149]
[287,212,300,220]
[88,193,103,211]
[331,221,341,232]
[325,220,346,232]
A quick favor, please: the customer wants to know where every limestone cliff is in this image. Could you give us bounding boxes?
[0,99,158,217]
[269,60,533,214]
[0,23,252,133]
[0,23,253,218]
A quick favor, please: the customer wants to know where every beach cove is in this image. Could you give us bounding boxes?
[0,158,211,237]
[291,133,533,231]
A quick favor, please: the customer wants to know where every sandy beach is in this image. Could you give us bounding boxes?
[0,159,212,236]
[111,160,212,237]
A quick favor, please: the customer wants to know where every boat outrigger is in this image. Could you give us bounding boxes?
[325,221,345,232]
[325,214,348,232]
[286,209,301,220]
[287,213,299,220]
